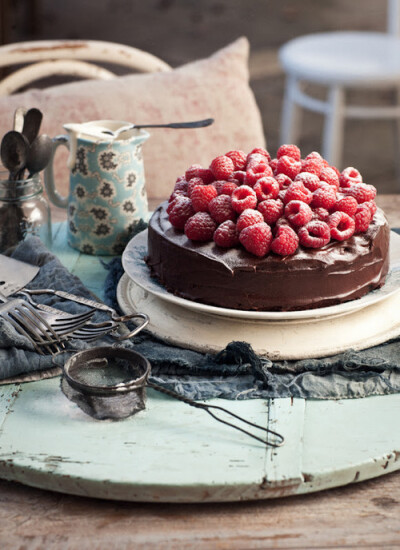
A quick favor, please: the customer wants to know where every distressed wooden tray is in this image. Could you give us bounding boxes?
[0,382,399,502]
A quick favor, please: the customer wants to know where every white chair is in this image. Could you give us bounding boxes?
[279,0,400,169]
[0,39,171,95]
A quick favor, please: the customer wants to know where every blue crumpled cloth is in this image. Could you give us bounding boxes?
[2,235,400,401]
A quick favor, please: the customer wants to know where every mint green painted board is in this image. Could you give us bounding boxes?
[0,384,399,501]
[0,379,274,502]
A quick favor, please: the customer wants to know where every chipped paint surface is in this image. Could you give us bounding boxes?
[0,385,399,502]
[10,42,89,54]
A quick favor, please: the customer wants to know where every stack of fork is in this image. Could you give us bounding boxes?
[0,290,148,356]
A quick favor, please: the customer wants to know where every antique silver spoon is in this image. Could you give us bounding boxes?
[0,131,30,181]
[100,117,215,137]
[25,134,53,177]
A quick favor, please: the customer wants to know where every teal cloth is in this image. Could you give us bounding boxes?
[1,235,400,401]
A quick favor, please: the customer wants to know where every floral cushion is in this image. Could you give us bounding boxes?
[0,37,265,200]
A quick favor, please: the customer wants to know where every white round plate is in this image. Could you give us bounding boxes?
[122,230,400,322]
[117,272,400,359]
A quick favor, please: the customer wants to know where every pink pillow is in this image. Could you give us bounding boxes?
[0,37,265,200]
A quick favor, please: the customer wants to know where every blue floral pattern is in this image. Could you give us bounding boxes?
[67,129,149,255]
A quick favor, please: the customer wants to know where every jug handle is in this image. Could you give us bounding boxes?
[43,135,71,209]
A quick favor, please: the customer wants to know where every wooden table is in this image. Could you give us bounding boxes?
[0,194,399,549]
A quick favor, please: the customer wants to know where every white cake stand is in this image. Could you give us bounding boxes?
[117,230,400,360]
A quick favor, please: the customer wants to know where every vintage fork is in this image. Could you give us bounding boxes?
[66,313,149,341]
[32,305,95,337]
[1,291,95,338]
[0,297,64,355]
[18,289,149,341]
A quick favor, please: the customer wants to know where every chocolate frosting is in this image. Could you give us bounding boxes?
[146,202,390,311]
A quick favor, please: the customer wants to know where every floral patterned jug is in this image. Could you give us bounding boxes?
[44,120,149,255]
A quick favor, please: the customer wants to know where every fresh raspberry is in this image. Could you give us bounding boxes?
[168,189,188,202]
[328,211,355,241]
[185,164,203,182]
[269,158,278,173]
[312,207,330,222]
[311,183,337,210]
[294,172,321,192]
[278,189,286,202]
[236,208,264,233]
[231,185,257,214]
[173,179,188,193]
[306,151,323,161]
[283,181,313,205]
[184,212,217,242]
[239,222,272,257]
[230,170,246,184]
[301,156,323,176]
[196,168,215,184]
[210,155,235,180]
[228,178,241,186]
[246,153,270,171]
[257,199,284,225]
[214,180,238,196]
[166,196,178,214]
[277,144,301,161]
[208,194,236,224]
[244,165,273,187]
[364,200,377,216]
[319,167,340,189]
[187,177,204,197]
[333,195,358,217]
[284,200,313,227]
[275,216,292,230]
[225,150,247,170]
[298,221,331,248]
[213,220,239,248]
[190,184,218,212]
[275,173,293,190]
[354,204,372,233]
[254,176,280,201]
[185,165,214,184]
[168,196,195,230]
[276,155,301,179]
[345,183,377,204]
[339,167,362,188]
[248,147,271,162]
[271,225,299,256]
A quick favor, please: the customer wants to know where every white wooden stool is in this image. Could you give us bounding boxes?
[279,0,400,170]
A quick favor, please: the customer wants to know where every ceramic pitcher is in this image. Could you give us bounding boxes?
[44,120,149,255]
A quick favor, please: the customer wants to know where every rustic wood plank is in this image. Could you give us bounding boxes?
[0,384,20,427]
[0,471,399,549]
[300,394,400,493]
[0,379,271,502]
[265,398,305,488]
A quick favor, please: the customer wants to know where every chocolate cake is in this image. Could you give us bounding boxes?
[145,146,390,312]
[146,202,390,311]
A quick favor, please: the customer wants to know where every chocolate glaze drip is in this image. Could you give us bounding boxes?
[146,202,390,311]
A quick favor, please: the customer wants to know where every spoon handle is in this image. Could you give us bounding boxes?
[135,118,214,129]
[22,108,43,144]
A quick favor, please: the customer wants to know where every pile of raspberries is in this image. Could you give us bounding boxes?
[166,145,377,258]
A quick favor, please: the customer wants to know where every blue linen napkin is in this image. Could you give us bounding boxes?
[2,235,400,401]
